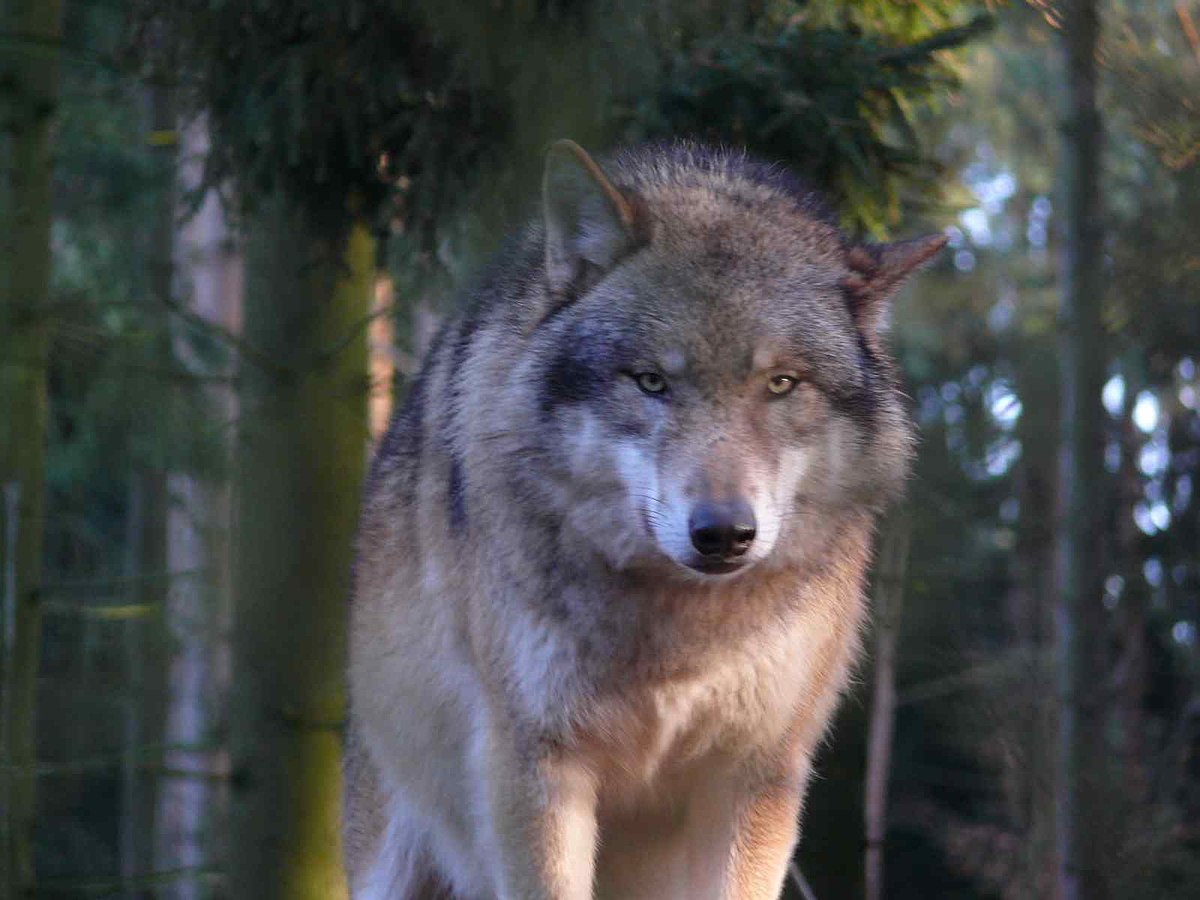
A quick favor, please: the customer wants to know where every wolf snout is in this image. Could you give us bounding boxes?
[687,499,757,568]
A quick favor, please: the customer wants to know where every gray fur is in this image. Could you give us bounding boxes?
[344,140,944,899]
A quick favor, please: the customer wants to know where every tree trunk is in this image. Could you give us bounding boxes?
[230,197,371,900]
[863,519,910,900]
[1113,402,1147,788]
[0,2,63,896]
[1054,1,1108,898]
[121,478,148,897]
[116,80,176,896]
[1011,335,1059,895]
[155,114,243,898]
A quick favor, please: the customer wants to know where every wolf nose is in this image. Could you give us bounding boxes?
[688,500,757,558]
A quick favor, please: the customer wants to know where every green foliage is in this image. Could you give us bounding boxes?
[132,1,990,246]
[802,0,974,37]
[623,9,992,235]
[1103,0,1200,367]
[133,1,506,240]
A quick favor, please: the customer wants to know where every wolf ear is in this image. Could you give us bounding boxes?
[543,139,641,297]
[841,234,947,334]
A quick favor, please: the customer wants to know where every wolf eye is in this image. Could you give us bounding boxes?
[767,374,798,396]
[633,371,668,395]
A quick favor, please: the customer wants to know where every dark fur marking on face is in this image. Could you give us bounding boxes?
[809,317,883,426]
[609,414,651,439]
[537,316,614,418]
[539,341,604,417]
[448,457,467,532]
[855,331,880,378]
[830,331,884,425]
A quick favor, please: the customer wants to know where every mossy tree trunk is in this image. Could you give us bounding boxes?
[1054,1,1108,897]
[230,196,371,900]
[0,2,62,896]
[120,81,175,895]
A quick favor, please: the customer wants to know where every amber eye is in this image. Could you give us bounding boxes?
[767,374,798,396]
[634,371,668,395]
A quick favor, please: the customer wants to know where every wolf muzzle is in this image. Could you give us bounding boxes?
[687,497,757,573]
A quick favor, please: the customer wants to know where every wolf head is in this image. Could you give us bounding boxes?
[484,141,942,580]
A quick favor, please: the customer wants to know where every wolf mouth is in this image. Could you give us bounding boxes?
[687,558,748,576]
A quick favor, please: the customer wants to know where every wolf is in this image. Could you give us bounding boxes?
[343,139,944,899]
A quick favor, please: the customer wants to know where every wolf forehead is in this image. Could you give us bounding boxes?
[612,142,838,224]
[609,143,849,275]
[532,139,944,355]
[531,145,875,386]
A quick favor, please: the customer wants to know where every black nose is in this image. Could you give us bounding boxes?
[688,499,757,558]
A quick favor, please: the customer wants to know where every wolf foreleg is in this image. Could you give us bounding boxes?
[722,772,809,900]
[485,730,598,900]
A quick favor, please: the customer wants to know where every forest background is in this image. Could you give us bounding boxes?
[1,0,1198,897]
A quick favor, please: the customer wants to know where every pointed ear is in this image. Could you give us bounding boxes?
[543,139,641,297]
[841,234,947,334]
